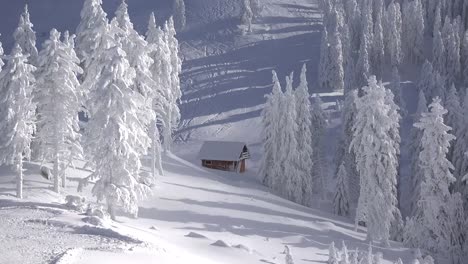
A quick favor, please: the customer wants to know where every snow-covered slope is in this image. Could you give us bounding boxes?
[0,0,426,263]
[0,152,415,264]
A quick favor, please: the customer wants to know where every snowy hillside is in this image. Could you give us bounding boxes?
[1,0,466,263]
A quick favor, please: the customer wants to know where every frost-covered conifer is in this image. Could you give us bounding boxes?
[319,28,331,90]
[284,245,294,264]
[34,29,84,192]
[417,61,434,99]
[260,71,282,190]
[311,95,327,199]
[75,0,108,67]
[432,27,446,76]
[162,18,183,152]
[279,75,302,203]
[404,97,460,255]
[402,0,424,63]
[389,66,405,115]
[444,84,462,157]
[372,0,385,79]
[409,90,428,214]
[0,45,36,199]
[356,32,370,88]
[340,241,349,264]
[328,242,339,264]
[173,0,186,31]
[295,65,314,206]
[13,5,38,66]
[385,0,403,67]
[334,162,349,216]
[453,89,468,191]
[329,19,344,91]
[80,27,152,220]
[0,38,4,69]
[442,18,461,86]
[241,0,253,32]
[351,76,401,245]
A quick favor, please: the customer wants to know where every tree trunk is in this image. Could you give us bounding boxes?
[54,140,60,193]
[108,204,116,221]
[17,154,23,199]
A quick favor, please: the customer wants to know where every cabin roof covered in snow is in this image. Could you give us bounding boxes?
[198,141,249,161]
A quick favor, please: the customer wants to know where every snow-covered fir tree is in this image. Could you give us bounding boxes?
[0,45,36,199]
[34,29,84,192]
[311,95,327,200]
[453,88,468,191]
[162,18,183,152]
[444,84,462,160]
[372,0,385,79]
[0,38,4,69]
[442,17,461,86]
[409,90,428,215]
[404,97,465,258]
[432,25,446,77]
[328,16,344,91]
[334,162,350,216]
[328,241,339,264]
[278,74,302,203]
[294,65,314,206]
[336,90,360,211]
[80,25,153,220]
[351,76,401,245]
[385,0,403,67]
[173,0,186,31]
[260,71,282,190]
[241,0,253,32]
[146,12,168,178]
[75,0,108,67]
[284,245,294,264]
[13,5,38,66]
[389,66,405,115]
[356,31,370,88]
[417,60,434,100]
[319,28,331,90]
[402,0,425,63]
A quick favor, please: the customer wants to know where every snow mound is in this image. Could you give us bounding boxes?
[74,225,142,244]
[82,216,106,227]
[233,244,251,253]
[85,205,109,220]
[149,226,159,231]
[65,195,86,212]
[211,239,231,247]
[185,231,208,239]
[53,248,83,264]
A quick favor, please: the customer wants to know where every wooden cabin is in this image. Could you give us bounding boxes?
[198,141,251,173]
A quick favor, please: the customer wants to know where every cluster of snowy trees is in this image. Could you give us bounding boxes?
[0,0,183,220]
[327,241,434,264]
[241,0,261,33]
[260,65,327,206]
[319,0,468,261]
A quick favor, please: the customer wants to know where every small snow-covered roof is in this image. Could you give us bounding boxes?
[198,141,249,161]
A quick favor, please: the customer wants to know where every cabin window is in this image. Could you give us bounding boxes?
[205,160,212,165]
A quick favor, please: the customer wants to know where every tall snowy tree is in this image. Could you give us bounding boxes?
[278,74,302,203]
[334,162,350,216]
[173,0,186,31]
[0,45,36,199]
[444,84,462,159]
[146,12,169,178]
[241,0,253,32]
[319,28,331,90]
[351,76,401,245]
[442,18,461,86]
[0,38,4,69]
[311,95,327,200]
[356,32,370,88]
[260,71,282,190]
[372,0,385,79]
[329,18,345,91]
[404,97,465,259]
[389,66,405,115]
[75,0,108,67]
[402,0,425,63]
[34,29,84,192]
[409,90,428,215]
[385,0,403,67]
[453,89,468,193]
[294,65,314,206]
[162,18,183,152]
[79,25,153,220]
[432,27,446,76]
[13,5,38,66]
[417,60,434,99]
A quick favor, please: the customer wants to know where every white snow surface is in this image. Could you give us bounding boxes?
[0,0,425,263]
